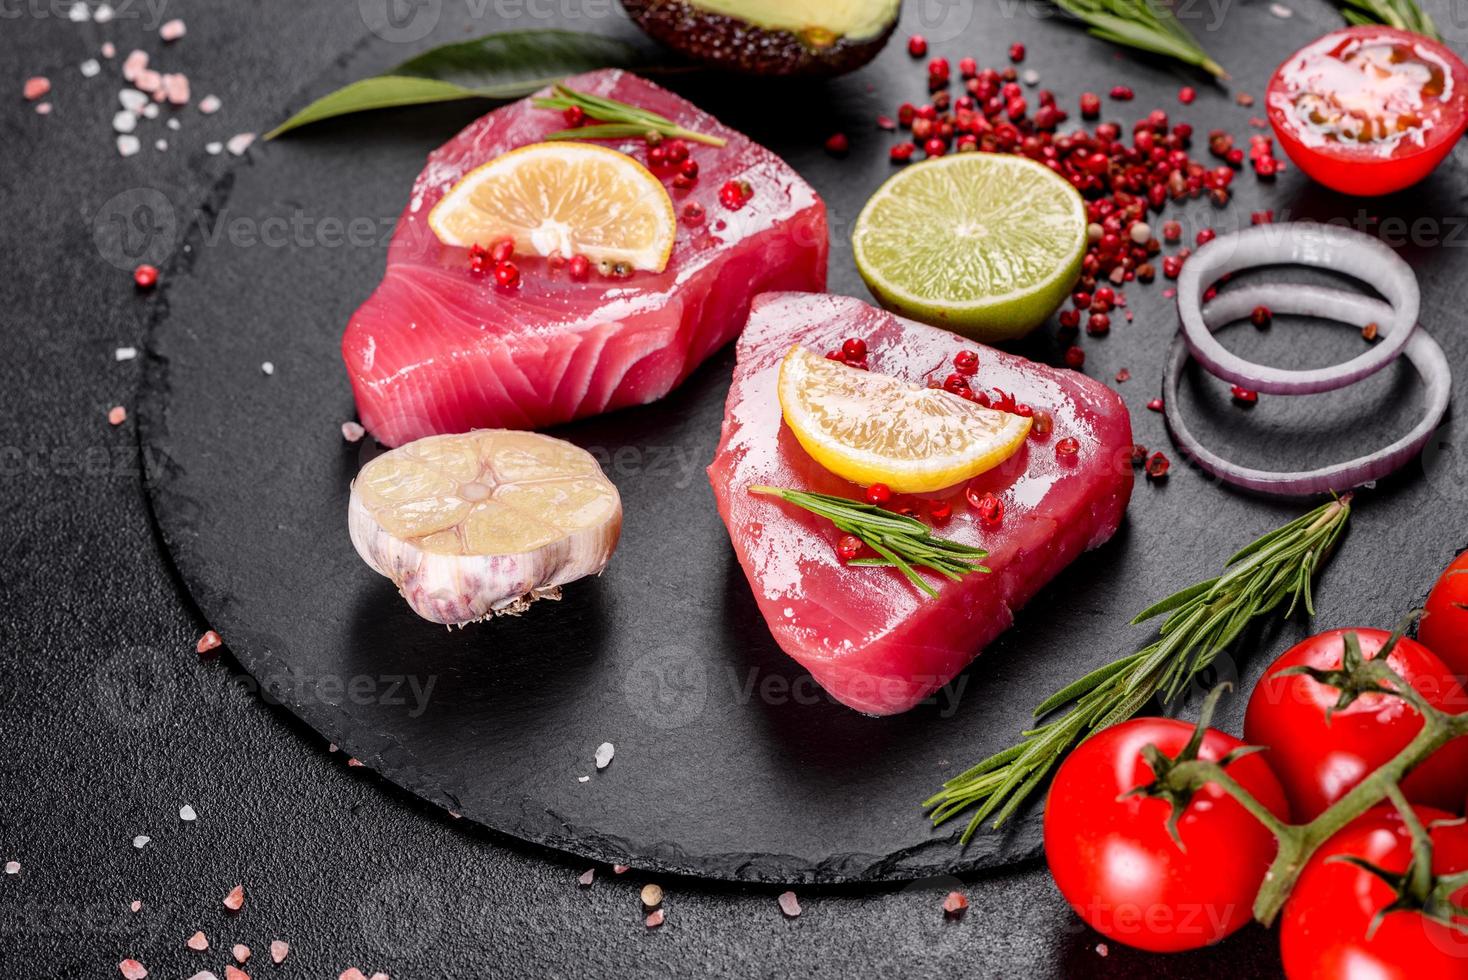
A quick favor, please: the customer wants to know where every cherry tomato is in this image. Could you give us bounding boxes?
[1043,717,1290,953]
[1266,26,1468,196]
[1281,804,1468,979]
[1420,549,1468,676]
[1245,628,1468,821]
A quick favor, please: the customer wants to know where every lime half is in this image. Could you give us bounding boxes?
[852,153,1087,341]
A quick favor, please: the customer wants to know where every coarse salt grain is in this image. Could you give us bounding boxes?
[223,884,245,911]
[577,775,589,783]
[232,944,251,963]
[1096,943,1109,957]
[186,931,208,951]
[101,41,116,57]
[261,359,275,374]
[80,59,101,79]
[578,869,594,887]
[155,139,168,152]
[122,50,148,81]
[129,900,141,912]
[197,630,222,654]
[645,909,664,928]
[347,758,363,767]
[117,135,141,157]
[206,142,223,155]
[1021,69,1039,86]
[198,94,221,114]
[167,118,180,131]
[227,133,256,156]
[179,804,197,821]
[135,69,162,94]
[613,865,629,874]
[943,890,968,916]
[68,1,88,21]
[4,861,18,874]
[223,967,249,980]
[109,406,128,425]
[132,835,150,848]
[341,420,365,442]
[187,974,220,980]
[270,941,289,964]
[777,891,801,917]
[142,103,159,119]
[35,102,51,115]
[160,18,186,41]
[339,971,368,980]
[1269,2,1293,16]
[119,89,147,112]
[164,74,190,105]
[118,960,148,980]
[96,7,115,26]
[23,77,50,100]
[594,742,614,770]
[113,111,137,133]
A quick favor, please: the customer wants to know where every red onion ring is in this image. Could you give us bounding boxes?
[1176,224,1419,394]
[1163,284,1451,496]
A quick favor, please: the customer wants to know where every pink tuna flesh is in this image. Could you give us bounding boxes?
[343,69,828,446]
[708,293,1135,716]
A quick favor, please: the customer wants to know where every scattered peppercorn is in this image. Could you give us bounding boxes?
[133,264,158,289]
[865,483,892,506]
[1250,305,1272,328]
[1362,322,1379,342]
[1145,452,1170,480]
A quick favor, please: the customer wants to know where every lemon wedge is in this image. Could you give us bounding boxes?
[349,430,621,626]
[428,141,677,272]
[777,345,1031,493]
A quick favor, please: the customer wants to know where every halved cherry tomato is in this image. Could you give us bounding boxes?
[1420,549,1468,676]
[1281,804,1468,979]
[1244,628,1468,821]
[1266,26,1468,196]
[1043,717,1290,953]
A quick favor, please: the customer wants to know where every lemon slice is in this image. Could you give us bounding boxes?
[777,345,1031,493]
[852,153,1087,341]
[348,430,622,626]
[428,141,677,272]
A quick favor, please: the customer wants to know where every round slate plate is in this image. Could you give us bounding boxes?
[138,13,1468,883]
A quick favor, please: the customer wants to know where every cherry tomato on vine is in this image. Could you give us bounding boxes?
[1266,26,1468,196]
[1281,804,1468,979]
[1043,717,1290,953]
[1245,628,1468,822]
[1420,549,1468,676]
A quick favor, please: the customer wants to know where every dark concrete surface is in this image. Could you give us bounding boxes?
[5,1,1466,976]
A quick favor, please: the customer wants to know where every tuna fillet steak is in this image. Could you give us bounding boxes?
[708,293,1135,715]
[343,69,828,446]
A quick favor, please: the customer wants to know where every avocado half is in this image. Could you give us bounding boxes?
[620,0,900,77]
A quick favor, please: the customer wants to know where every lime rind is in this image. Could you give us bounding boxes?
[852,154,1087,341]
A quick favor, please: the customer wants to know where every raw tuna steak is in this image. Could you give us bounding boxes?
[709,293,1135,716]
[343,69,828,446]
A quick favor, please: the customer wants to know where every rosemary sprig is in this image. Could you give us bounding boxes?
[1331,0,1439,38]
[749,486,989,599]
[532,84,727,147]
[925,494,1352,842]
[1050,0,1228,79]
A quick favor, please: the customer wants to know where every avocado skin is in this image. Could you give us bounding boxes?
[620,0,897,77]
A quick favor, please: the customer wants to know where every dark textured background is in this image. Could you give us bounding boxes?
[4,1,1467,976]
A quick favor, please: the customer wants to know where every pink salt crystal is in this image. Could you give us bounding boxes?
[942,891,968,917]
[613,865,629,874]
[232,944,251,963]
[777,891,801,917]
[645,908,665,928]
[3,861,18,874]
[186,931,208,951]
[347,758,363,767]
[119,961,148,980]
[1096,943,1109,957]
[102,42,116,58]
[23,77,50,100]
[35,102,52,115]
[223,884,245,911]
[577,869,594,887]
[109,406,127,425]
[224,967,249,980]
[197,630,222,654]
[369,974,390,980]
[339,971,369,980]
[198,94,221,114]
[226,132,256,156]
[122,50,148,82]
[164,74,190,106]
[269,941,289,964]
[159,18,186,41]
[341,420,365,442]
[135,70,162,94]
[129,900,142,913]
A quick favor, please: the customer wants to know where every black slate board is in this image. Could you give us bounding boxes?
[137,10,1468,884]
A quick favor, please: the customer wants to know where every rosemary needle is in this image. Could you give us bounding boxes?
[1050,0,1228,79]
[925,494,1353,842]
[533,84,727,147]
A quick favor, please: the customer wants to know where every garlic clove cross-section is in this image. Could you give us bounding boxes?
[348,430,622,626]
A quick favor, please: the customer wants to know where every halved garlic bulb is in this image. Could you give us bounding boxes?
[348,430,621,625]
